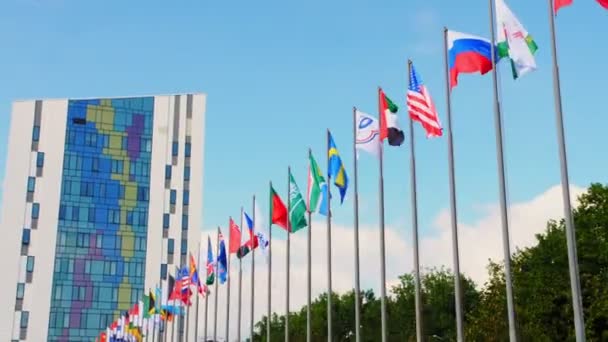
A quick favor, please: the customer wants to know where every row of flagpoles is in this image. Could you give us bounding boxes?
[97,0,599,340]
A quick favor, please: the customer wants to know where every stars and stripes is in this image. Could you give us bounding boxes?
[407,63,443,138]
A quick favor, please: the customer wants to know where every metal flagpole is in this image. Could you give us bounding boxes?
[195,242,201,342]
[213,227,220,342]
[443,27,464,342]
[306,149,313,342]
[267,181,273,342]
[251,195,256,342]
[238,208,244,342]
[488,1,518,340]
[171,299,176,342]
[406,61,424,342]
[186,280,191,342]
[203,288,209,342]
[325,129,333,342]
[377,87,388,342]
[225,219,232,342]
[547,0,586,340]
[285,166,291,342]
[351,108,362,342]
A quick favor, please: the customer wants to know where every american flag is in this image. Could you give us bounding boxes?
[407,63,443,138]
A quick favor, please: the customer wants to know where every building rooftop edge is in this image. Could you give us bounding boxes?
[11,92,207,103]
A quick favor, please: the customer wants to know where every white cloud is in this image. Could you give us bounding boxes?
[197,184,585,340]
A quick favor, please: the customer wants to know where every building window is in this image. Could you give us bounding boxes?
[16,283,25,299]
[168,239,174,254]
[31,203,40,219]
[170,190,177,205]
[165,165,172,180]
[184,166,190,181]
[22,229,31,245]
[172,142,178,157]
[183,190,189,205]
[163,214,170,229]
[36,152,45,168]
[26,256,34,272]
[160,264,167,280]
[181,239,187,255]
[185,142,191,157]
[27,177,35,192]
[137,186,149,202]
[20,311,29,328]
[32,126,40,142]
[182,215,188,230]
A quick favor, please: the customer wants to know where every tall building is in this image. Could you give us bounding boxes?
[0,94,206,342]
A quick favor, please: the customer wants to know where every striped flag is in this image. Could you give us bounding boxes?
[407,63,443,138]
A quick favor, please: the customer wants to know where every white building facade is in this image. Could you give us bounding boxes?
[0,94,206,342]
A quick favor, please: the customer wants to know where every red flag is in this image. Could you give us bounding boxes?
[554,0,572,13]
[229,218,241,254]
[270,185,287,230]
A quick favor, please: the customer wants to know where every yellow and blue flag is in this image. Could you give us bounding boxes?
[327,131,348,204]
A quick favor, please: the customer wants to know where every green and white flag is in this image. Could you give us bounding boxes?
[288,170,308,233]
[496,0,538,79]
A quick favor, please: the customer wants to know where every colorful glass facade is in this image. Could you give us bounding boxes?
[47,98,154,341]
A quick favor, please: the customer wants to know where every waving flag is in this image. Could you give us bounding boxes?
[447,30,499,88]
[307,152,330,215]
[237,212,258,258]
[270,184,288,229]
[217,230,228,284]
[378,88,405,146]
[407,62,443,138]
[189,253,205,295]
[328,131,348,204]
[229,217,242,254]
[496,0,538,79]
[206,236,215,286]
[355,110,381,158]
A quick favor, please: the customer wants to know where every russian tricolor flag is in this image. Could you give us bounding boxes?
[448,30,500,88]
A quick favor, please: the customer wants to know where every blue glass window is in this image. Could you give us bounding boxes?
[172,142,178,156]
[26,256,35,272]
[185,142,192,157]
[20,311,29,328]
[31,203,40,219]
[22,229,31,245]
[163,214,170,229]
[165,165,172,180]
[160,264,167,280]
[183,190,189,205]
[170,190,176,205]
[184,166,190,181]
[181,239,187,255]
[181,215,188,230]
[27,177,35,192]
[127,211,133,225]
[32,126,40,142]
[168,239,174,254]
[92,158,99,172]
[59,204,65,220]
[16,283,24,299]
[137,186,149,202]
[36,152,45,168]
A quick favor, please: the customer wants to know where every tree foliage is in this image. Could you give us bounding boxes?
[252,183,608,341]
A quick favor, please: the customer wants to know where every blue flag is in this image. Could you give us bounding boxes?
[217,231,228,284]
[328,131,348,204]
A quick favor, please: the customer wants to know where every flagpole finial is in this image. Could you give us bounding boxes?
[443,26,448,32]
[408,59,413,66]
[353,106,357,111]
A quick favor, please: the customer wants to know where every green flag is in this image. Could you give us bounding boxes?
[289,170,308,233]
[143,293,150,319]
[307,152,329,216]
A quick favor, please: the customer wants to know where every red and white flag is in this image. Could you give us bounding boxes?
[407,63,443,138]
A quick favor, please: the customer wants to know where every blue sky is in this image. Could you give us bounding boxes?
[0,0,606,257]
